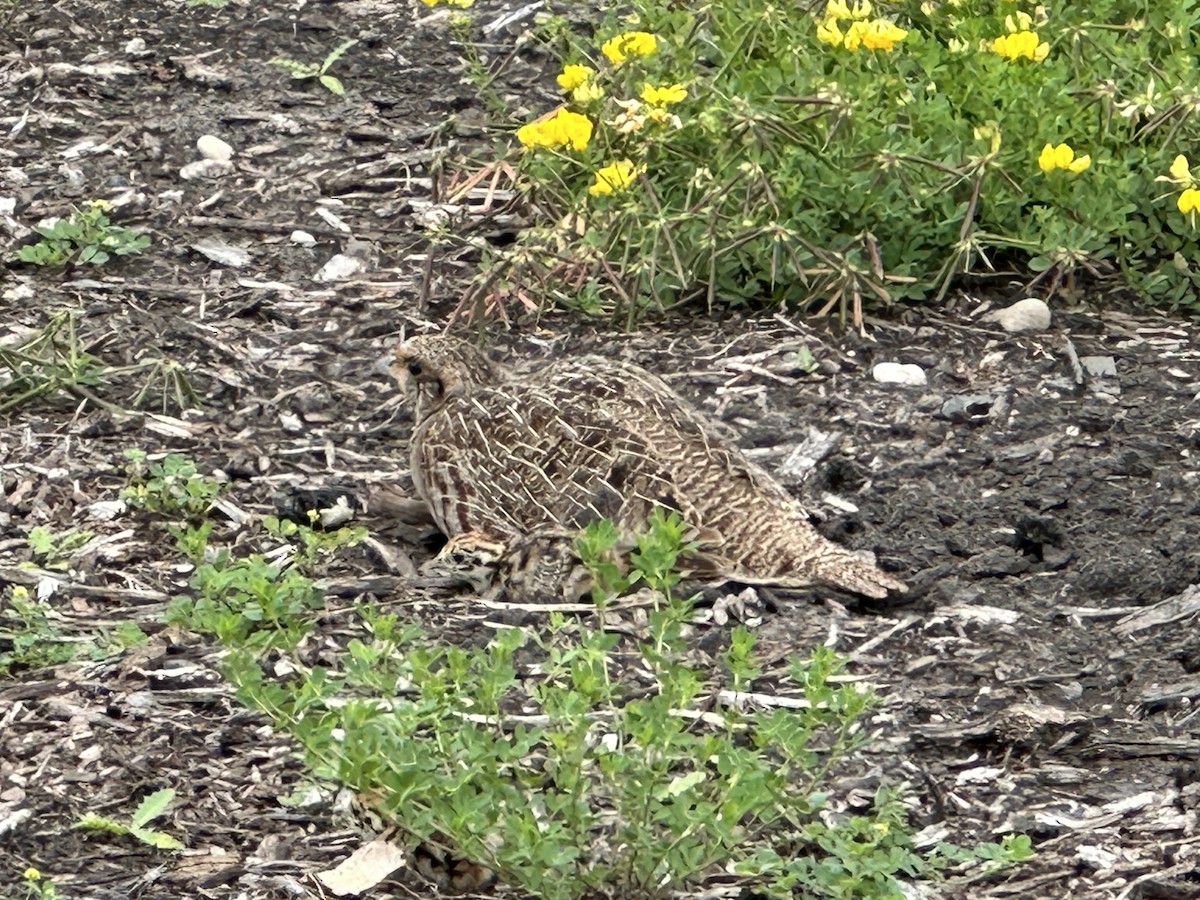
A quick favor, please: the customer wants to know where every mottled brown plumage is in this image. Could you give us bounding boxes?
[392,335,905,599]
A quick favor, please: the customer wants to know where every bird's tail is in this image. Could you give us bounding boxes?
[720,507,906,599]
[804,544,906,599]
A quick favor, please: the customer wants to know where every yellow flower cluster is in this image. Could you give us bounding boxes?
[516,108,594,151]
[589,159,640,196]
[1161,155,1200,218]
[557,64,603,103]
[600,31,657,65]
[816,0,908,52]
[519,29,675,199]
[1038,143,1090,174]
[640,83,687,106]
[420,0,474,8]
[610,96,683,135]
[990,12,1049,61]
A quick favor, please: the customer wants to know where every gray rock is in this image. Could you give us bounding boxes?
[1081,356,1117,378]
[967,547,1032,578]
[984,297,1052,333]
[939,394,995,422]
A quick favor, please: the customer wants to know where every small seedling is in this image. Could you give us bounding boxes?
[0,586,80,675]
[21,868,59,900]
[15,200,149,267]
[76,788,184,850]
[789,344,818,374]
[27,525,94,571]
[0,311,112,415]
[269,39,358,95]
[122,450,225,519]
[263,515,366,571]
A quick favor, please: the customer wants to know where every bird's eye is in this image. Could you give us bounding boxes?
[407,360,423,376]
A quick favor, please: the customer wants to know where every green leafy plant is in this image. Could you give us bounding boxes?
[166,552,324,651]
[26,525,94,571]
[1,580,147,678]
[0,313,197,416]
[0,312,111,414]
[0,586,80,675]
[76,788,184,851]
[122,450,225,520]
[269,39,358,95]
[20,868,59,900]
[216,513,1027,898]
[132,485,1029,897]
[487,0,1200,324]
[263,515,366,572]
[16,200,149,267]
[121,452,361,649]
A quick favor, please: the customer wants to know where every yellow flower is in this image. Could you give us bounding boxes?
[601,31,657,64]
[1169,154,1196,187]
[23,869,42,881]
[588,159,639,196]
[557,64,595,92]
[572,83,605,103]
[640,83,687,105]
[844,19,907,50]
[1038,143,1090,174]
[991,30,1049,61]
[1037,143,1060,172]
[1004,11,1033,32]
[1169,156,1200,221]
[421,0,474,7]
[825,0,871,20]
[516,109,594,151]
[816,17,844,45]
[645,106,682,129]
[557,65,603,103]
[1178,188,1200,214]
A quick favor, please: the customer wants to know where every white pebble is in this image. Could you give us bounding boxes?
[314,253,366,283]
[290,230,316,247]
[180,159,234,180]
[872,362,927,386]
[196,134,234,162]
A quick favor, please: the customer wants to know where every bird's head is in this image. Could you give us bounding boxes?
[415,531,507,593]
[391,334,501,422]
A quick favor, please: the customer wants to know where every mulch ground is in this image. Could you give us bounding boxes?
[4,1,1200,898]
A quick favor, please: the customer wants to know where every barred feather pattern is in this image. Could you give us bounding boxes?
[393,336,905,599]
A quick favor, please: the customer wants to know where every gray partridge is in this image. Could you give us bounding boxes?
[392,335,905,599]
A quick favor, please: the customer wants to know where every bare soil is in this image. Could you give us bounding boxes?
[4,2,1200,898]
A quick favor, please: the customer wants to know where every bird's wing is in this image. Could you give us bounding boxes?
[539,357,800,507]
[410,383,679,539]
